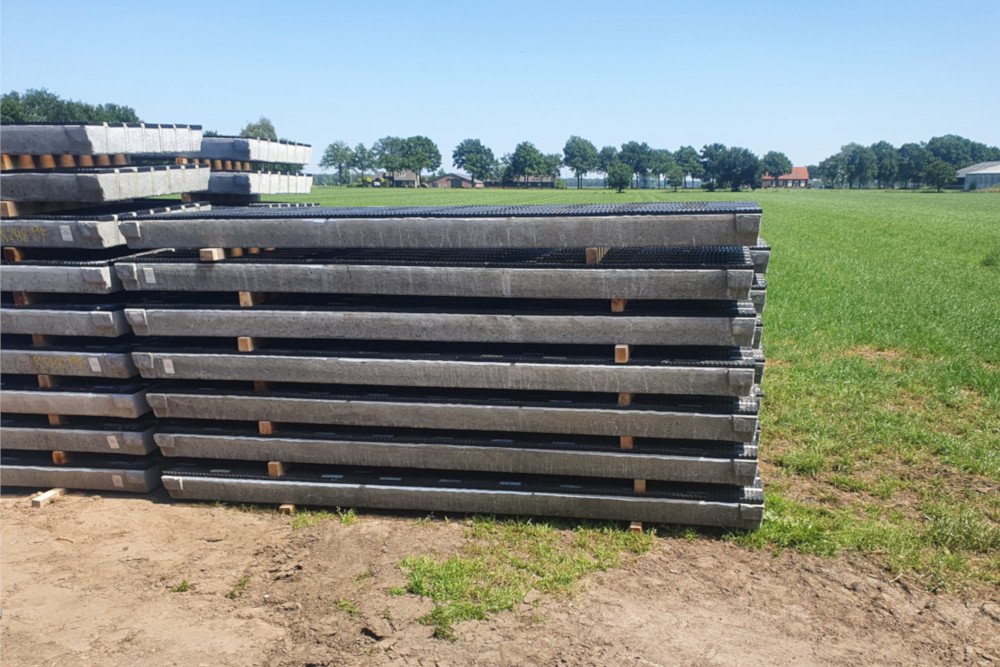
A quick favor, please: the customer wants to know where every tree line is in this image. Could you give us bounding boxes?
[1,88,140,124]
[813,135,1000,191]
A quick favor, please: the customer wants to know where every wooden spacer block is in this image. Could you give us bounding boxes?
[212,159,224,171]
[614,344,631,364]
[57,154,76,168]
[32,334,54,347]
[242,161,252,171]
[37,154,57,169]
[94,154,111,167]
[52,451,74,465]
[253,380,272,391]
[0,201,16,218]
[112,153,128,166]
[629,521,643,533]
[264,247,276,252]
[37,375,59,389]
[3,247,25,262]
[248,247,261,254]
[239,291,266,307]
[618,392,635,407]
[611,298,627,313]
[229,247,244,258]
[223,160,233,171]
[237,337,259,352]
[268,461,290,477]
[634,479,647,494]
[199,247,227,262]
[175,157,188,165]
[258,420,275,435]
[278,504,296,515]
[585,246,610,265]
[17,154,35,170]
[13,291,36,306]
[31,488,66,508]
[620,436,634,450]
[48,414,66,426]
[1,154,13,170]
[77,154,95,167]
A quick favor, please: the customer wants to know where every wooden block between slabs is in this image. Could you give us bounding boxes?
[629,521,643,533]
[229,247,244,258]
[199,247,228,262]
[52,451,74,465]
[48,414,66,426]
[278,504,296,515]
[611,298,627,313]
[77,154,94,167]
[585,246,610,265]
[617,392,635,407]
[3,246,25,262]
[32,334,54,347]
[31,488,65,508]
[614,344,631,364]
[253,381,272,392]
[258,421,276,435]
[634,479,647,494]
[37,154,56,169]
[1,154,13,171]
[37,374,59,389]
[268,461,290,477]
[237,337,260,352]
[57,154,76,168]
[620,436,634,450]
[13,291,36,306]
[112,154,128,166]
[248,247,261,254]
[175,157,189,165]
[17,154,35,170]
[239,291,266,307]
[94,154,111,167]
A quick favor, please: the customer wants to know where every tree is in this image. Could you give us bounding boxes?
[870,141,899,188]
[761,151,793,186]
[351,143,375,183]
[818,154,847,188]
[924,160,956,192]
[598,146,619,188]
[841,143,877,188]
[239,116,277,141]
[619,141,653,188]
[508,141,545,185]
[897,142,930,188]
[402,135,441,183]
[674,145,703,188]
[562,136,599,189]
[374,136,406,177]
[542,153,563,179]
[452,139,496,184]
[1,88,140,124]
[666,162,685,191]
[700,143,728,187]
[649,149,675,189]
[319,141,354,185]
[715,146,762,191]
[607,163,632,193]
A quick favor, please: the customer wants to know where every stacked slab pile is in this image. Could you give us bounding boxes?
[0,122,214,493]
[176,136,312,203]
[115,202,768,528]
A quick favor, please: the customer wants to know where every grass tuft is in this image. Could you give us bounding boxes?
[169,579,192,593]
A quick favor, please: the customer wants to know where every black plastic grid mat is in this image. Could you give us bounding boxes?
[1,449,160,470]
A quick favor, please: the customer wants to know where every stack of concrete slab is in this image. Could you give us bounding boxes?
[115,202,768,528]
[177,136,312,201]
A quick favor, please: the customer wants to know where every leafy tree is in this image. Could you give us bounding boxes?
[619,141,653,188]
[666,162,685,191]
[715,146,762,191]
[761,151,793,185]
[542,153,563,179]
[1,88,140,124]
[607,163,632,193]
[240,116,277,141]
[818,154,847,188]
[402,135,441,182]
[923,159,956,192]
[649,149,675,189]
[320,140,354,185]
[897,142,930,188]
[562,136,599,189]
[508,141,545,185]
[351,143,375,183]
[452,138,496,184]
[841,143,877,188]
[870,141,899,188]
[203,130,219,137]
[700,143,728,186]
[674,145,703,188]
[374,136,407,176]
[598,146,619,188]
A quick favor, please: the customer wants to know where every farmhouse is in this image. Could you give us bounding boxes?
[958,161,1000,191]
[762,166,810,188]
[375,169,420,188]
[428,173,484,189]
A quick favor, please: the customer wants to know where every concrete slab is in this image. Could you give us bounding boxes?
[160,472,762,529]
[1,383,151,419]
[750,274,767,314]
[181,136,311,164]
[119,207,762,249]
[1,451,160,492]
[1,304,130,337]
[1,418,156,454]
[195,172,313,196]
[132,351,755,396]
[154,431,757,485]
[2,347,137,378]
[1,263,121,294]
[750,239,770,273]
[116,259,754,301]
[124,305,758,346]
[0,123,202,156]
[2,165,209,203]
[145,390,759,442]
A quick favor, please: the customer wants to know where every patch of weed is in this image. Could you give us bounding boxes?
[334,598,361,617]
[170,580,192,593]
[226,576,251,599]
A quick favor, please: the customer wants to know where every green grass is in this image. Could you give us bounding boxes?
[289,506,358,530]
[274,188,999,596]
[335,598,362,617]
[169,579,192,593]
[226,576,252,599]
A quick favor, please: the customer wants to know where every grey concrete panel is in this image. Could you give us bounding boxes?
[2,165,209,203]
[182,137,311,164]
[119,213,762,250]
[750,241,770,274]
[1,307,130,337]
[155,432,758,485]
[0,123,202,156]
[161,475,763,529]
[0,264,121,294]
[1,219,123,248]
[116,261,754,301]
[2,425,156,454]
[1,388,150,418]
[2,464,160,492]
[133,352,755,396]
[750,288,765,314]
[2,348,137,378]
[145,392,759,442]
[124,308,756,347]
[199,172,313,196]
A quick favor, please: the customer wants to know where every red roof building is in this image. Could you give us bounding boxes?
[762,166,810,188]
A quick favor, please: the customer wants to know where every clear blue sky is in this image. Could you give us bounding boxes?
[2,0,997,175]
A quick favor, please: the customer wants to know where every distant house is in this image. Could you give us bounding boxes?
[958,161,1000,191]
[375,169,420,188]
[762,166,810,188]
[428,173,484,189]
[486,175,556,188]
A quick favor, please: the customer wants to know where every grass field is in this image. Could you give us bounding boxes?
[260,186,999,630]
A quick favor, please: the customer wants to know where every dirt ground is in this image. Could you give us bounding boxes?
[2,489,998,667]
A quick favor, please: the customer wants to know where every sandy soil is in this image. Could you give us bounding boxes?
[2,489,998,666]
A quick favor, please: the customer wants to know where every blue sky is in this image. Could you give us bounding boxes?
[2,0,997,175]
